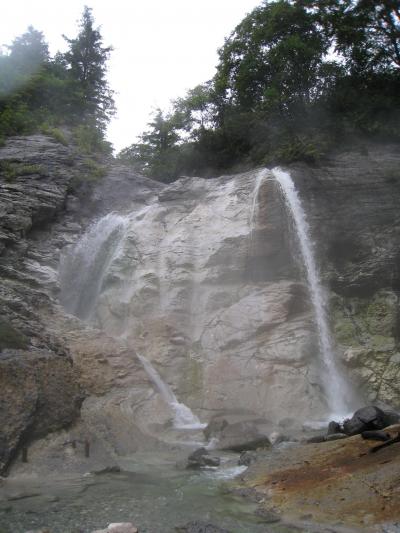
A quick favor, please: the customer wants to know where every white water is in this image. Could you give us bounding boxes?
[137,354,206,430]
[249,169,267,239]
[248,168,353,417]
[59,213,128,320]
[271,168,353,416]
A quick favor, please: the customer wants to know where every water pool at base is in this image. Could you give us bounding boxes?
[0,452,309,533]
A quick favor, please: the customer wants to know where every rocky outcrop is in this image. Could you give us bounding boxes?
[0,135,86,472]
[239,423,400,530]
[290,146,400,406]
[57,143,400,439]
[0,349,81,472]
[1,134,399,475]
[0,134,172,473]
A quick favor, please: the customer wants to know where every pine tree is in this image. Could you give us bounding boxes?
[63,6,115,130]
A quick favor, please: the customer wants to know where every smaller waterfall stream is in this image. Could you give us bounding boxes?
[137,354,206,430]
[59,213,128,320]
[270,168,353,416]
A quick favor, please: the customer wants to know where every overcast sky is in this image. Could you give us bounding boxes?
[1,0,261,151]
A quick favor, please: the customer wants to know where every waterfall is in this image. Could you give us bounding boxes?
[269,168,353,416]
[249,169,267,239]
[137,354,206,430]
[59,213,127,320]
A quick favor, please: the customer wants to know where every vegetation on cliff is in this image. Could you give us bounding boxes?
[119,0,400,181]
[0,6,114,154]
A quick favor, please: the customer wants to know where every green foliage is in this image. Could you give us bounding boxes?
[63,6,115,131]
[82,157,107,180]
[0,6,114,152]
[269,134,329,164]
[72,124,112,154]
[118,109,181,181]
[40,125,69,145]
[0,160,45,181]
[120,0,400,181]
[68,157,107,192]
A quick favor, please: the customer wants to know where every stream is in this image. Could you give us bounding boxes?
[0,450,308,533]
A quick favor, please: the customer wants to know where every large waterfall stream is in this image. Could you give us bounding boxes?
[271,168,354,417]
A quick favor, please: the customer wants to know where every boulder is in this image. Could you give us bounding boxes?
[204,413,272,452]
[307,435,326,444]
[361,430,391,442]
[217,421,271,452]
[238,450,258,466]
[0,350,81,474]
[381,408,400,426]
[327,421,342,435]
[186,447,220,469]
[343,406,386,436]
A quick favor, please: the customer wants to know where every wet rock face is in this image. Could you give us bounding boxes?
[0,135,87,474]
[0,135,75,254]
[1,134,400,474]
[88,171,325,425]
[332,289,400,405]
[290,146,400,407]
[0,134,172,473]
[0,350,81,473]
[290,145,400,296]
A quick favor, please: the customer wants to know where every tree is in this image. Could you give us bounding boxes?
[118,109,180,181]
[214,1,328,114]
[172,82,216,139]
[299,0,400,72]
[7,26,49,75]
[63,6,115,130]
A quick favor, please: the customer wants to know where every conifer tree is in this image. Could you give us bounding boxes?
[63,6,115,130]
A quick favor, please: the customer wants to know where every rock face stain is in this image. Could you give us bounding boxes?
[246,426,400,528]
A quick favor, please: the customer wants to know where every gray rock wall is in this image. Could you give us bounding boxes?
[0,135,399,473]
[289,145,400,406]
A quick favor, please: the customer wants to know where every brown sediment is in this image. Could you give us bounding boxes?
[242,425,400,529]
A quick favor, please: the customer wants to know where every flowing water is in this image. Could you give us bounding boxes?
[137,354,206,430]
[59,213,128,320]
[0,452,308,533]
[58,209,206,434]
[271,168,354,416]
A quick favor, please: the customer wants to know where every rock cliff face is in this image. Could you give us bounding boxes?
[290,147,400,406]
[0,135,399,473]
[74,171,325,425]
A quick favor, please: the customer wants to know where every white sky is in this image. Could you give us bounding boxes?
[1,0,261,151]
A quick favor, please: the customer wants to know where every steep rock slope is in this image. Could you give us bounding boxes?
[0,135,399,474]
[81,172,324,425]
[0,135,161,473]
